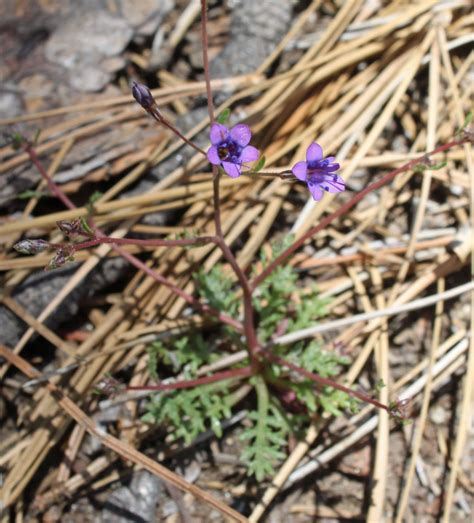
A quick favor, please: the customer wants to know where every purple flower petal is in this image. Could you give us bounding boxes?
[325,163,340,172]
[308,182,323,201]
[240,145,259,163]
[210,123,229,145]
[292,161,307,181]
[321,175,345,193]
[230,124,252,147]
[306,143,323,163]
[222,161,241,178]
[207,145,220,165]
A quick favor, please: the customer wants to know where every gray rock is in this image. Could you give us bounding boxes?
[43,1,175,92]
[0,91,23,119]
[210,0,292,78]
[118,0,174,35]
[100,471,163,523]
[45,8,133,92]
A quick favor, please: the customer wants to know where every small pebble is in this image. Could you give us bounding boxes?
[429,405,447,425]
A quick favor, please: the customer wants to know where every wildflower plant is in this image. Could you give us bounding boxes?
[9,0,473,499]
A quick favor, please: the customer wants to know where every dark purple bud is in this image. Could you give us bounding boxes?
[14,239,50,255]
[46,247,74,271]
[56,218,92,237]
[132,82,155,111]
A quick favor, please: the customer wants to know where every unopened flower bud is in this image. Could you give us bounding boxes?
[46,247,74,271]
[14,239,50,255]
[56,219,85,237]
[132,82,155,111]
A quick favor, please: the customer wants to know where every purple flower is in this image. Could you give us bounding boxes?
[292,143,345,201]
[207,123,260,178]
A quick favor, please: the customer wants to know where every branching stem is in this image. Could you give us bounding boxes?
[262,350,390,413]
[197,0,261,368]
[22,143,242,333]
[251,137,471,290]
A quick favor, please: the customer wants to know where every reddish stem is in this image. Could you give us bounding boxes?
[27,145,75,208]
[215,237,261,369]
[127,365,253,392]
[211,168,223,237]
[70,235,217,251]
[199,0,223,239]
[262,350,390,412]
[197,0,260,363]
[196,0,261,367]
[200,0,215,125]
[149,108,206,156]
[250,137,470,290]
[23,143,243,333]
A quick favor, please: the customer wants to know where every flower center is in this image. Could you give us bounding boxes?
[307,158,335,181]
[218,141,241,162]
[307,159,326,171]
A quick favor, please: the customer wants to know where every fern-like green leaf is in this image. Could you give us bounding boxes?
[143,381,232,444]
[240,378,290,481]
[195,265,239,317]
[240,406,289,481]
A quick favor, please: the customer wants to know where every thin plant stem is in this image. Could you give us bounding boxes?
[243,169,294,179]
[215,237,261,369]
[212,169,223,237]
[61,235,218,251]
[254,375,270,454]
[200,0,223,238]
[149,108,206,156]
[251,137,471,290]
[27,145,75,208]
[197,0,261,367]
[23,143,243,332]
[200,0,215,125]
[262,350,391,413]
[197,1,260,369]
[127,365,253,392]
